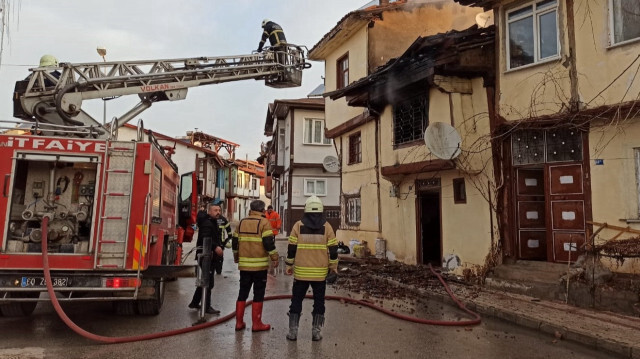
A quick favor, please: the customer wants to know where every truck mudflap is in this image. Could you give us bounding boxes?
[143,265,195,278]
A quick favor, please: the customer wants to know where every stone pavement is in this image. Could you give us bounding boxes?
[375,274,640,358]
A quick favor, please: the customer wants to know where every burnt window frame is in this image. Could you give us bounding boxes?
[453,178,467,204]
[336,53,349,90]
[348,131,362,165]
[392,93,429,147]
[344,194,361,226]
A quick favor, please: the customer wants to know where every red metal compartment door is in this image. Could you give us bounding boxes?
[548,164,586,263]
[516,168,546,260]
[0,144,14,251]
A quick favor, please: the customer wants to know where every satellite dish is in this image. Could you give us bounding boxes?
[475,11,494,28]
[322,156,340,173]
[424,122,462,160]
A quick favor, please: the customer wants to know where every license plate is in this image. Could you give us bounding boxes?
[21,277,69,288]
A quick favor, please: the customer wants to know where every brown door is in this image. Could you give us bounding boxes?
[547,164,586,263]
[515,168,547,260]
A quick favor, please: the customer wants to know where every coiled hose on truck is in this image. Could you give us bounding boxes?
[40,216,481,344]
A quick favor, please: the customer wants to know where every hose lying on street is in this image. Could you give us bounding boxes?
[40,216,481,344]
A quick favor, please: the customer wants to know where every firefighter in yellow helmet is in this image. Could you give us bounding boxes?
[39,54,59,67]
[285,195,338,341]
[257,19,287,53]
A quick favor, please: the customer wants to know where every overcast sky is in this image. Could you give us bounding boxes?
[0,0,368,160]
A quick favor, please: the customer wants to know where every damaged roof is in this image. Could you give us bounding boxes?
[309,0,448,60]
[453,0,497,10]
[325,24,495,105]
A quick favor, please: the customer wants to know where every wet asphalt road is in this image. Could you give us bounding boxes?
[0,241,621,359]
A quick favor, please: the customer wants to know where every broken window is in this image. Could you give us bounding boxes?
[345,195,361,225]
[337,53,349,90]
[611,0,640,44]
[303,118,332,145]
[348,132,362,165]
[393,94,429,146]
[506,0,559,69]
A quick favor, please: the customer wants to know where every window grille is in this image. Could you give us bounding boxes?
[393,94,428,146]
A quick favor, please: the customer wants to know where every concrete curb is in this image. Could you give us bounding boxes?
[369,274,640,358]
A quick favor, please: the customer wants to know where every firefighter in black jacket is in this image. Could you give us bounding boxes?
[257,19,287,52]
[187,203,223,314]
[214,209,232,275]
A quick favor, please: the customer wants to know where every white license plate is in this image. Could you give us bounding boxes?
[21,277,69,287]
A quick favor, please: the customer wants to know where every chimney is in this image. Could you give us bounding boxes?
[380,0,389,5]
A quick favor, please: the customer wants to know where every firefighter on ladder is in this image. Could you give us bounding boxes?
[257,19,288,66]
[285,196,338,341]
[232,200,279,332]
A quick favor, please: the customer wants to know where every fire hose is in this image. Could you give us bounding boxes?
[40,216,481,344]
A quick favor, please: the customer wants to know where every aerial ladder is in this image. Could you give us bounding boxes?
[12,45,310,137]
[1,46,309,318]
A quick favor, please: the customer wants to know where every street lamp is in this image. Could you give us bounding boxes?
[97,46,107,125]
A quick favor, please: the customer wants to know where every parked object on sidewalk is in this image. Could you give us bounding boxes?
[354,241,371,258]
[337,241,350,254]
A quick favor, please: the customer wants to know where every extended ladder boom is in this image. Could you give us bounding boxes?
[13,45,309,136]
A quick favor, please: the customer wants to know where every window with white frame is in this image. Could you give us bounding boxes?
[611,0,640,44]
[506,0,559,70]
[304,178,327,196]
[345,195,361,225]
[303,118,332,145]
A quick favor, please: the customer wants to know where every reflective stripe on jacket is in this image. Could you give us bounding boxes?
[258,21,287,51]
[286,221,337,281]
[233,210,278,271]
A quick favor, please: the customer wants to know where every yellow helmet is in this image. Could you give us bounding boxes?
[262,19,270,27]
[39,54,58,67]
[304,196,323,213]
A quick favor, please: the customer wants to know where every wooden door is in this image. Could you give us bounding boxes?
[515,168,547,260]
[547,164,586,262]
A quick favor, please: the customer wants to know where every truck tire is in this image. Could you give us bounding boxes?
[0,292,39,317]
[137,279,165,315]
[113,300,137,315]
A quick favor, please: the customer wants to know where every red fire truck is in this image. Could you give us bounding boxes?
[0,46,308,316]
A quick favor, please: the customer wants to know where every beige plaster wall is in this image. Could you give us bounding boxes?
[324,26,368,131]
[496,0,572,121]
[377,78,496,271]
[368,2,481,71]
[573,0,640,108]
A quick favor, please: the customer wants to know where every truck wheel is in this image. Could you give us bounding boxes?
[113,301,137,315]
[137,279,165,315]
[0,292,39,317]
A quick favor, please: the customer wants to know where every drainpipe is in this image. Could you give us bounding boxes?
[374,110,382,234]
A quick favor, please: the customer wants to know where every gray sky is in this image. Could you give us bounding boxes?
[0,0,367,160]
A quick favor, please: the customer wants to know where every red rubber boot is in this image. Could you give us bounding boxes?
[251,302,271,332]
[235,301,246,331]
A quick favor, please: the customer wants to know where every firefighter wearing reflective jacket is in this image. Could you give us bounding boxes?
[232,200,279,332]
[285,196,338,341]
[257,19,287,52]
